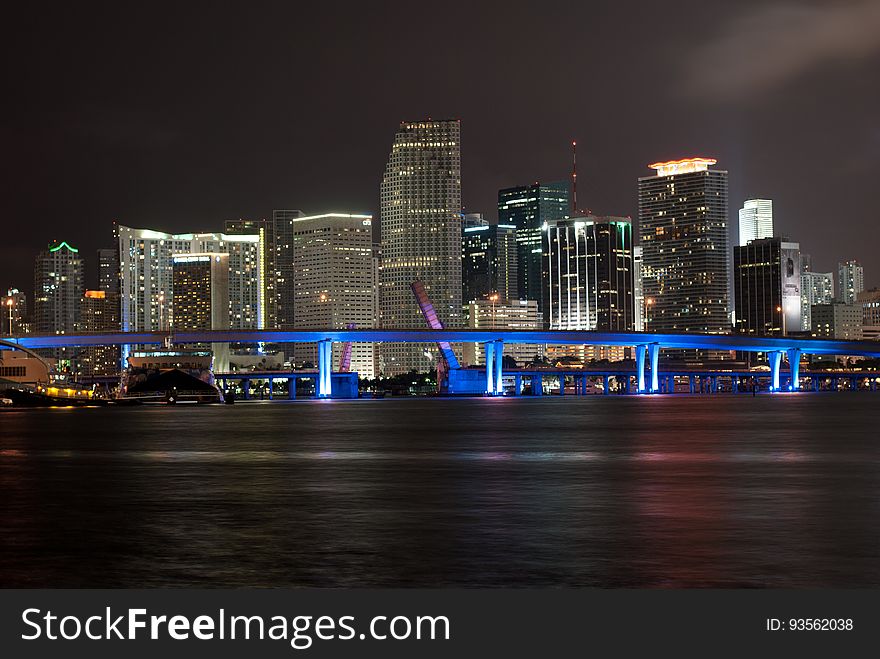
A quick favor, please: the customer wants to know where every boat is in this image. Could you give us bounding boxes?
[117,352,225,404]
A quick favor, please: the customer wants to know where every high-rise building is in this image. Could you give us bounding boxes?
[379,119,462,375]
[462,298,543,367]
[495,224,518,301]
[33,240,84,335]
[78,290,120,375]
[97,248,119,294]
[272,209,305,329]
[545,215,635,331]
[800,254,834,332]
[738,198,773,246]
[498,181,570,319]
[811,302,863,341]
[633,246,645,331]
[733,237,801,336]
[858,289,880,341]
[838,260,864,305]
[226,218,273,330]
[462,214,495,304]
[117,226,264,333]
[172,253,231,371]
[638,157,730,335]
[2,289,28,336]
[290,213,377,378]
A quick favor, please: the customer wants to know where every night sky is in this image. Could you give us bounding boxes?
[3,0,879,291]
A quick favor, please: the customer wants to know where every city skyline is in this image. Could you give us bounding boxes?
[3,2,880,291]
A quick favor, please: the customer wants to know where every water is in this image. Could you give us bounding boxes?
[1,395,879,588]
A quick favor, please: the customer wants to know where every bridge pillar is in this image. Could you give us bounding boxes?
[831,376,839,391]
[732,375,739,393]
[494,340,504,395]
[648,343,660,392]
[624,375,631,394]
[532,374,543,396]
[786,348,802,391]
[288,377,296,399]
[635,345,647,393]
[268,377,274,400]
[514,373,522,396]
[484,342,502,395]
[689,375,695,394]
[603,374,610,395]
[813,376,820,392]
[242,378,251,400]
[769,351,783,391]
[317,339,332,398]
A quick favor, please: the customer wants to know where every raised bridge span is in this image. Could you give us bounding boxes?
[3,329,880,397]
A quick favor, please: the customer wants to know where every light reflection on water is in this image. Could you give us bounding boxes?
[1,395,879,588]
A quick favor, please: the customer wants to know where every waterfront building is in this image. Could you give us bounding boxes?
[33,240,84,335]
[633,246,645,331]
[272,209,305,329]
[495,223,518,301]
[858,289,880,341]
[290,213,377,378]
[800,254,834,332]
[462,298,543,366]
[462,214,519,306]
[226,218,273,330]
[379,119,462,375]
[2,288,28,336]
[78,290,120,375]
[97,248,119,294]
[638,157,730,335]
[733,237,802,336]
[738,198,773,246]
[498,181,570,321]
[117,226,263,333]
[811,302,863,341]
[838,260,864,305]
[171,253,230,371]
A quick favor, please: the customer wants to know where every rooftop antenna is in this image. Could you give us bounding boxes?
[571,140,578,215]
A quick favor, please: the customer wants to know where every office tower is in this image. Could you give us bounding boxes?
[290,213,377,378]
[462,298,543,366]
[638,157,730,334]
[379,119,462,375]
[2,289,28,336]
[172,253,231,371]
[738,198,774,246]
[97,248,119,294]
[462,214,495,304]
[33,241,84,335]
[226,218,273,329]
[734,237,802,336]
[78,290,120,375]
[545,216,634,331]
[495,223,518,301]
[858,289,880,341]
[838,260,864,305]
[272,209,305,329]
[633,246,645,331]
[117,226,263,333]
[498,181,570,319]
[811,302,863,341]
[800,254,834,331]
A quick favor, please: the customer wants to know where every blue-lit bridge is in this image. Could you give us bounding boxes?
[3,329,880,398]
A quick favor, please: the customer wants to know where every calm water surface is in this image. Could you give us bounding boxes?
[1,395,879,587]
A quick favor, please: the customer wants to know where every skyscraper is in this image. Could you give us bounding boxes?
[545,215,635,331]
[172,253,231,371]
[289,213,376,378]
[633,246,645,331]
[117,226,263,333]
[33,240,84,335]
[800,254,834,332]
[498,181,570,320]
[838,260,864,305]
[272,209,305,329]
[462,215,494,304]
[733,237,801,336]
[738,198,773,246]
[78,290,120,375]
[97,248,119,294]
[638,157,730,334]
[379,119,462,375]
[226,218,273,330]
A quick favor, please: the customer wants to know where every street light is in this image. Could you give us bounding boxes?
[488,293,499,329]
[158,293,165,331]
[5,297,13,335]
[776,304,786,336]
[644,298,654,330]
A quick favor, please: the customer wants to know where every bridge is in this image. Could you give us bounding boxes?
[3,329,880,398]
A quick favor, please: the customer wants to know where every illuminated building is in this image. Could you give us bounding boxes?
[497,181,570,321]
[33,241,83,335]
[811,302,863,341]
[379,119,462,375]
[633,246,645,331]
[78,290,120,375]
[117,226,263,333]
[290,213,377,378]
[838,260,864,305]
[462,298,543,366]
[800,255,834,332]
[858,289,880,341]
[171,253,230,371]
[461,214,518,306]
[738,198,773,246]
[225,218,274,329]
[638,157,730,335]
[97,248,119,294]
[2,288,28,336]
[734,237,801,336]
